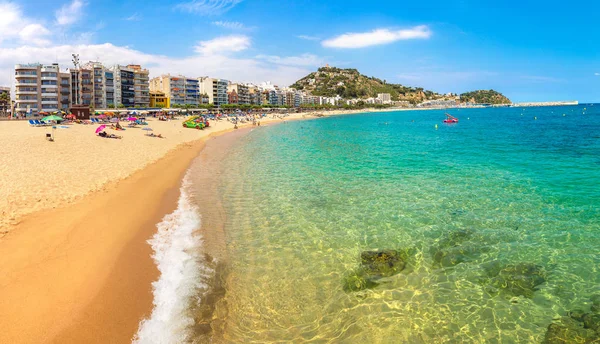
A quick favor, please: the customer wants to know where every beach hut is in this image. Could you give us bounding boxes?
[70,105,90,119]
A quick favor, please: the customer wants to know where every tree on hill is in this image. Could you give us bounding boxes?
[459,89,511,104]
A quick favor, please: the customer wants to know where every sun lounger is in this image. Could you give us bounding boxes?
[28,120,37,126]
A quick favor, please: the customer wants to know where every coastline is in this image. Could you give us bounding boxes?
[0,137,207,343]
[0,107,420,343]
[0,114,307,343]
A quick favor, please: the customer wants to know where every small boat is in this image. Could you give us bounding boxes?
[443,113,458,123]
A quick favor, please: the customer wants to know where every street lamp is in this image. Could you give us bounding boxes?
[72,54,80,105]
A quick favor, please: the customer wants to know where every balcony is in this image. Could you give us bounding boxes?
[40,76,58,81]
[41,93,58,97]
[15,74,37,78]
[40,84,58,89]
[41,100,58,105]
[61,89,70,94]
[15,64,39,69]
[16,99,37,103]
[15,81,37,86]
[15,90,37,95]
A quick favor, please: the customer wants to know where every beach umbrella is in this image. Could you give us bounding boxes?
[95,125,106,134]
[98,114,107,119]
[42,115,63,122]
[110,118,118,123]
[39,111,49,115]
[66,114,76,119]
[142,127,153,131]
[127,116,138,121]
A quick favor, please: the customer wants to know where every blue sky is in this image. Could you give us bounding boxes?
[1,0,599,102]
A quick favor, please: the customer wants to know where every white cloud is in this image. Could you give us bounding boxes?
[125,13,142,21]
[0,3,52,47]
[212,21,245,30]
[595,73,600,76]
[0,2,23,41]
[194,35,250,55]
[297,35,320,41]
[176,0,243,15]
[255,53,326,67]
[322,25,432,49]
[0,42,311,89]
[55,0,85,26]
[19,24,52,46]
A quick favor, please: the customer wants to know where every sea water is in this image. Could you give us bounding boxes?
[139,105,600,343]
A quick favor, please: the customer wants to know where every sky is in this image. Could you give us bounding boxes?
[1,0,599,102]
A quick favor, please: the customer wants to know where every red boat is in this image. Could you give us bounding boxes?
[443,113,458,123]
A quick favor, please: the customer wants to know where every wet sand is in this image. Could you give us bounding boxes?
[0,138,207,344]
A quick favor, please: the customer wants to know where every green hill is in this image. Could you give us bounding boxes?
[459,90,511,104]
[290,66,446,104]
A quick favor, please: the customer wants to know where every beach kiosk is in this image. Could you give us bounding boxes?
[70,105,90,120]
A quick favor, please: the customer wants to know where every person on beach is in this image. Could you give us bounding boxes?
[98,131,122,139]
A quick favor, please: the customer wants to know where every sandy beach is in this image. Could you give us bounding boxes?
[0,108,380,343]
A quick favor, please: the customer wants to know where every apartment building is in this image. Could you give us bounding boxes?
[199,77,229,106]
[14,63,66,115]
[150,75,199,106]
[377,93,391,104]
[113,65,135,107]
[59,71,71,111]
[227,83,249,105]
[128,65,150,107]
[71,62,113,109]
[247,85,262,105]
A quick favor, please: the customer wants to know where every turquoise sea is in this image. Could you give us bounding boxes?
[137,105,600,343]
[213,105,599,343]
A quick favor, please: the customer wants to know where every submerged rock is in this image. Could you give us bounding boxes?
[591,294,600,314]
[360,249,406,278]
[343,249,409,292]
[431,229,473,252]
[542,317,598,344]
[342,269,380,292]
[429,229,488,268]
[569,309,588,322]
[583,313,600,332]
[484,262,547,298]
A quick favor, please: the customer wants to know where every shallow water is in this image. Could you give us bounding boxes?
[182,106,599,343]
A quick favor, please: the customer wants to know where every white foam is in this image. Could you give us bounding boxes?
[133,173,212,344]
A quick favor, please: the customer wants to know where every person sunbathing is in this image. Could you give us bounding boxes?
[147,133,163,138]
[98,131,121,139]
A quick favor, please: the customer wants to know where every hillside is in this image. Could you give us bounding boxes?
[290,66,446,104]
[459,90,511,104]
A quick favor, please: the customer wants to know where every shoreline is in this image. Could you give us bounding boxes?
[0,123,255,343]
[0,136,207,343]
[0,108,419,343]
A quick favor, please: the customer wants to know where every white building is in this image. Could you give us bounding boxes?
[199,77,229,106]
[14,63,70,115]
[377,93,391,104]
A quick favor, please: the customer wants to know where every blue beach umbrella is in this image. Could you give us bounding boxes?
[142,127,153,131]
